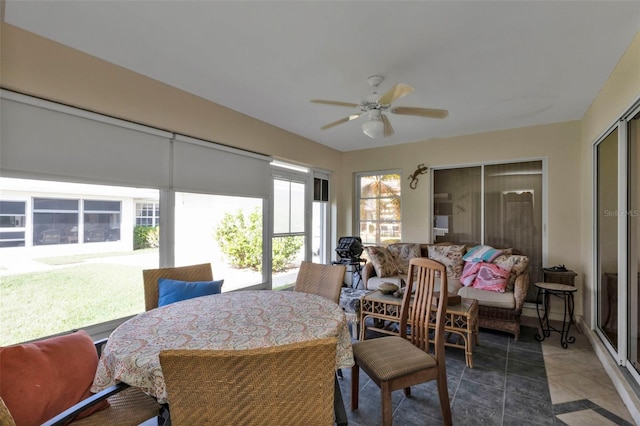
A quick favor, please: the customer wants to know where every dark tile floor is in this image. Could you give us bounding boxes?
[336,325,634,426]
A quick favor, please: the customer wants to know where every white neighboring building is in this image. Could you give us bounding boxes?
[0,177,159,257]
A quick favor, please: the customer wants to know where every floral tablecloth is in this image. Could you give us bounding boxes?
[92,291,354,403]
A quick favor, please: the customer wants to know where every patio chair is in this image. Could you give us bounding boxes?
[39,228,61,244]
[350,257,452,426]
[159,337,337,426]
[142,263,214,311]
[0,331,160,426]
[294,261,346,304]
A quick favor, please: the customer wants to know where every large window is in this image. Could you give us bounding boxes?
[1,91,274,346]
[433,161,544,300]
[174,192,264,292]
[357,172,402,245]
[0,178,158,345]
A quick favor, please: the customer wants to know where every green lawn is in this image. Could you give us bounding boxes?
[1,263,146,345]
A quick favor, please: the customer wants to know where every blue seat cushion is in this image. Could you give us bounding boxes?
[157,278,224,307]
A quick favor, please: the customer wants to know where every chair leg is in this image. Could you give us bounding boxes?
[381,381,393,426]
[350,365,359,411]
[403,386,411,397]
[437,374,452,426]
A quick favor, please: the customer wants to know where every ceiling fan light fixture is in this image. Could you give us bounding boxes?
[362,118,385,138]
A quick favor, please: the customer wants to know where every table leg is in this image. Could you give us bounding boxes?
[334,374,348,426]
[560,292,576,349]
[535,288,550,342]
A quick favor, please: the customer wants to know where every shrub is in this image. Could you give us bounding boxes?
[134,226,159,249]
[215,208,303,272]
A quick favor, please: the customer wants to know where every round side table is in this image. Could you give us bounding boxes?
[534,282,577,348]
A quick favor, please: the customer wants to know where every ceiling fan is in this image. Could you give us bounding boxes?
[311,75,449,139]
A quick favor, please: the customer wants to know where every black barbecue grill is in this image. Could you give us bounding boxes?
[333,236,366,288]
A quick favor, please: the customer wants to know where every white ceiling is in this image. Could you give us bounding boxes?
[4,1,640,152]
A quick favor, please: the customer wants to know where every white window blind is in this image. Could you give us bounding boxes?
[1,92,172,188]
[0,91,272,198]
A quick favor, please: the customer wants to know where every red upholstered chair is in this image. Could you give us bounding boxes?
[0,331,160,425]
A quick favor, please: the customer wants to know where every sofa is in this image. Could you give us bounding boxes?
[362,242,530,340]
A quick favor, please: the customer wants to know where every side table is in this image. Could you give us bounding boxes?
[534,282,577,348]
[359,290,479,368]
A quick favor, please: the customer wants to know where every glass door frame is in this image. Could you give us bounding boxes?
[592,99,640,386]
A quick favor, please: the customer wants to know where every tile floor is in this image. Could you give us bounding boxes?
[337,319,637,425]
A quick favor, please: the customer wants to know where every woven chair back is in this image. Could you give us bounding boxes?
[159,337,337,426]
[294,261,345,304]
[142,263,213,311]
[0,398,16,426]
[399,257,448,356]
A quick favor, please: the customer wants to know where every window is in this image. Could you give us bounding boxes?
[84,200,121,242]
[272,178,306,288]
[174,192,265,292]
[357,172,402,245]
[0,201,26,247]
[32,198,79,245]
[432,160,544,300]
[136,202,159,227]
[1,177,159,345]
[313,176,329,263]
[1,91,273,346]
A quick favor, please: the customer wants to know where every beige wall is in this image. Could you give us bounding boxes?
[340,121,582,315]
[341,121,581,250]
[579,31,640,326]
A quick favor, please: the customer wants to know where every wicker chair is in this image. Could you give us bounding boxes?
[294,261,346,304]
[351,258,452,426]
[142,263,213,311]
[0,398,15,426]
[159,337,338,426]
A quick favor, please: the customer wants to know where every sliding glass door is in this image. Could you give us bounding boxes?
[433,160,544,300]
[595,102,640,386]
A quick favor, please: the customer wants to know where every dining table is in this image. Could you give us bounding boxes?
[92,290,354,422]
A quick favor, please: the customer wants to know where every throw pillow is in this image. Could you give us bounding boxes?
[157,278,224,307]
[462,244,503,263]
[460,261,480,287]
[493,254,529,290]
[0,330,109,425]
[387,243,421,274]
[427,244,465,279]
[365,246,399,278]
[471,262,511,293]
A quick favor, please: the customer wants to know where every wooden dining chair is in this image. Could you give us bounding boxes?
[142,263,213,311]
[350,257,452,426]
[294,261,346,304]
[159,337,338,426]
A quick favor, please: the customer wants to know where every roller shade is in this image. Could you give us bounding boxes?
[172,135,271,198]
[1,91,272,198]
[0,92,172,188]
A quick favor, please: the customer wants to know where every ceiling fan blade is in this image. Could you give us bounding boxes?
[392,106,449,119]
[381,114,395,137]
[311,99,360,108]
[378,83,414,105]
[321,113,362,130]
